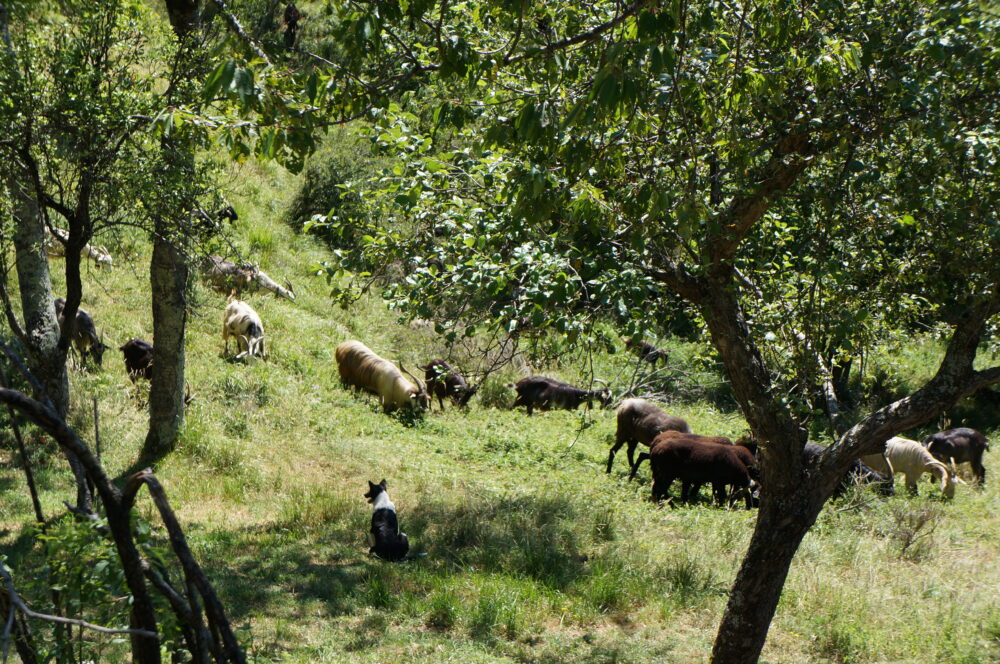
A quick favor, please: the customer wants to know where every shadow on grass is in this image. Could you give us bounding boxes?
[407,492,590,590]
[194,491,593,625]
[193,524,369,622]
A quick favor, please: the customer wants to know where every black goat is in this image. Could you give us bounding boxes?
[119,338,154,382]
[418,359,476,409]
[924,428,989,485]
[510,376,611,416]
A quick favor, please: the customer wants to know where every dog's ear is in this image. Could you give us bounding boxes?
[379,479,388,489]
[367,480,379,492]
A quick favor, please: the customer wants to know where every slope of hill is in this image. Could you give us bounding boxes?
[1,157,999,664]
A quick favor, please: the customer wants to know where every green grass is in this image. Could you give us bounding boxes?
[2,156,1000,663]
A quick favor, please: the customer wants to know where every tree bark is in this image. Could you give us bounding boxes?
[10,181,69,416]
[8,172,91,509]
[694,268,1000,663]
[142,0,201,462]
[710,487,822,662]
[142,234,188,462]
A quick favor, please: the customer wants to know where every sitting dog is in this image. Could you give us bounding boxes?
[364,479,410,562]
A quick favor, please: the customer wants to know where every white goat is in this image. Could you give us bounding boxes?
[45,226,113,268]
[861,436,955,498]
[222,296,265,359]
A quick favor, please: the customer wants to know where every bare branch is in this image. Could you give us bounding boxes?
[0,560,158,639]
[208,0,272,66]
[0,364,44,524]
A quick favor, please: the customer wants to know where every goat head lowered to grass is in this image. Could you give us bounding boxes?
[222,294,265,360]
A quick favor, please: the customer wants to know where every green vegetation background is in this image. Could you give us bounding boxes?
[2,143,999,663]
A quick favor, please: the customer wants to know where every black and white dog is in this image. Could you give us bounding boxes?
[364,479,410,562]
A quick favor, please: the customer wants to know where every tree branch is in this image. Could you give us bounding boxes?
[647,257,705,303]
[819,296,1000,484]
[707,131,815,265]
[208,0,272,66]
[504,0,651,65]
[0,560,158,639]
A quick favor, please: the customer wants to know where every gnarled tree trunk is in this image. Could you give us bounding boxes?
[141,0,201,463]
[142,234,188,461]
[710,485,824,661]
[11,183,68,416]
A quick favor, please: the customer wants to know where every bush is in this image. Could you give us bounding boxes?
[285,128,388,250]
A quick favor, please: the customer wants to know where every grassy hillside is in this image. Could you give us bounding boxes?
[2,158,999,664]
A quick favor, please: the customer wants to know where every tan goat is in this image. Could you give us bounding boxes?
[862,436,955,498]
[335,340,428,413]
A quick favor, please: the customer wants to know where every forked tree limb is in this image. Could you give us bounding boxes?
[129,470,247,664]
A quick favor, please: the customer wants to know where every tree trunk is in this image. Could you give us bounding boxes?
[710,485,823,662]
[142,234,188,462]
[141,0,201,464]
[9,175,91,509]
[10,183,69,416]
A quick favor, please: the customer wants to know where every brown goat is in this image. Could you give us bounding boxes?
[418,359,476,409]
[624,337,669,365]
[607,398,691,476]
[630,431,739,480]
[54,298,109,367]
[648,432,757,508]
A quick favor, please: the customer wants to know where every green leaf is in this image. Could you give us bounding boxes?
[203,60,235,103]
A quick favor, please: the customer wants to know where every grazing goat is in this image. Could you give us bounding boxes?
[648,432,757,508]
[802,442,892,497]
[200,255,296,301]
[924,428,989,485]
[509,376,611,416]
[54,298,108,366]
[624,337,669,365]
[335,340,429,413]
[418,359,476,409]
[630,432,748,480]
[45,227,113,268]
[861,437,955,498]
[119,338,154,382]
[201,255,255,294]
[607,398,691,475]
[222,297,265,359]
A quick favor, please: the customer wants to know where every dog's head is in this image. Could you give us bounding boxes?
[364,479,389,504]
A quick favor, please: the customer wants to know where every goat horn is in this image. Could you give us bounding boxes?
[399,362,426,392]
[592,378,609,387]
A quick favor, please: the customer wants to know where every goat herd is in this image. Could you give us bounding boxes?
[330,339,990,509]
[52,254,990,512]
